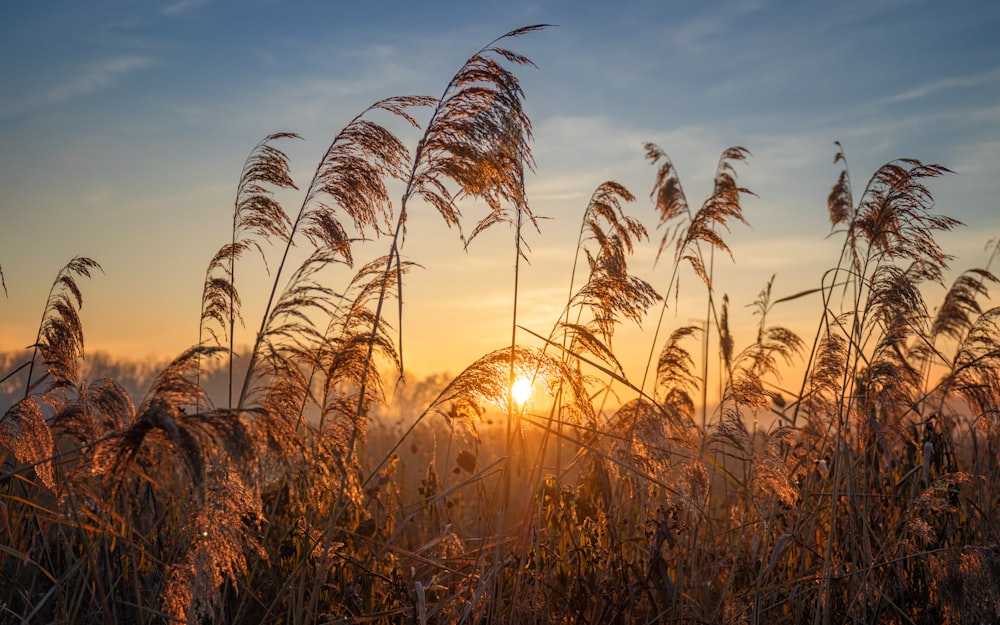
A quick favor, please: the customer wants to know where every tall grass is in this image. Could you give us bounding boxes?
[3,26,1000,625]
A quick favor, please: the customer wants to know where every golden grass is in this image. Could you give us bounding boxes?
[3,25,1000,625]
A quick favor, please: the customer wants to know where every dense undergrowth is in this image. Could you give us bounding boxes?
[3,26,1000,625]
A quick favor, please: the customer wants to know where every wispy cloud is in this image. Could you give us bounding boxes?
[871,69,1000,107]
[663,0,769,54]
[1,55,152,120]
[44,56,152,104]
[161,0,213,16]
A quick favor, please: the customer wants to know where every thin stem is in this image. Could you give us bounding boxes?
[701,246,714,429]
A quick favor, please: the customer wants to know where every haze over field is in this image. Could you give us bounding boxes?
[2,0,999,381]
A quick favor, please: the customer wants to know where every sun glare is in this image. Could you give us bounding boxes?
[510,375,533,407]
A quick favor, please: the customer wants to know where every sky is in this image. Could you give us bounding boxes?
[2,0,999,388]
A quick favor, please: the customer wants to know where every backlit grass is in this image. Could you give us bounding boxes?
[3,26,1000,625]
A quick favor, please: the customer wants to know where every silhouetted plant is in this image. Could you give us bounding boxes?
[5,27,1000,625]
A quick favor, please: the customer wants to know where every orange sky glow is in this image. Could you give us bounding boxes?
[2,1,999,410]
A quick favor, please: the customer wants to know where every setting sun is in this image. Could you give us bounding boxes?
[510,375,533,407]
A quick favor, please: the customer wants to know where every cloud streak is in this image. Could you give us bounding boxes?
[160,0,213,16]
[44,56,152,103]
[871,69,1000,107]
[1,55,152,120]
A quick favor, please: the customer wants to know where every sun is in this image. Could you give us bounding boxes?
[510,375,533,407]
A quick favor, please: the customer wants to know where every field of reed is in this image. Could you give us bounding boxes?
[2,26,1000,624]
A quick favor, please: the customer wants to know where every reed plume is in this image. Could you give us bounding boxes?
[408,25,545,234]
[560,181,659,360]
[722,277,804,415]
[25,256,101,397]
[432,345,592,423]
[0,257,100,491]
[305,255,411,513]
[315,255,409,420]
[0,396,56,490]
[112,346,252,491]
[199,133,298,407]
[160,461,264,624]
[931,268,999,344]
[655,325,701,400]
[801,144,966,625]
[941,307,1000,428]
[640,144,753,413]
[359,25,547,385]
[6,24,1000,625]
[678,146,753,288]
[645,143,690,265]
[217,97,431,410]
[50,376,134,480]
[647,143,755,289]
[827,141,853,229]
[850,159,958,276]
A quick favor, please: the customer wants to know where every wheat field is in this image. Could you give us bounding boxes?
[2,26,999,625]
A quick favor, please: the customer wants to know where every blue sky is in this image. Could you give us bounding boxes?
[2,0,999,380]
